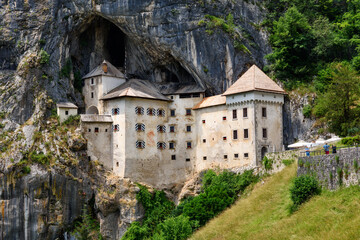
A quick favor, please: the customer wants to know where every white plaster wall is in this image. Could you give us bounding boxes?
[102,76,126,95]
[81,122,113,169]
[226,91,284,105]
[57,108,78,123]
[194,102,256,172]
[103,99,126,177]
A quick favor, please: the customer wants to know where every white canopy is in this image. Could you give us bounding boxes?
[288,140,310,148]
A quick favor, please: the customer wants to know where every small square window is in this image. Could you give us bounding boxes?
[186,126,191,132]
[95,127,99,133]
[105,129,108,132]
[223,136,227,141]
[244,153,249,158]
[186,158,190,162]
[170,126,175,132]
[91,78,94,85]
[170,109,176,117]
[88,129,91,132]
[224,155,228,159]
[171,96,174,99]
[223,116,227,120]
[244,129,249,139]
[203,156,207,160]
[187,142,192,149]
[116,162,119,167]
[202,120,206,124]
[243,108,248,118]
[234,153,239,158]
[186,109,192,116]
[169,142,175,149]
[65,110,69,115]
[203,139,206,143]
[91,92,94,98]
[171,155,176,160]
[263,128,267,139]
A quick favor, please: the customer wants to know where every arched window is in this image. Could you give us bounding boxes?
[157,109,165,117]
[157,142,166,150]
[136,140,145,149]
[157,125,166,133]
[135,107,144,115]
[112,108,120,115]
[135,123,145,132]
[112,124,120,132]
[147,108,156,116]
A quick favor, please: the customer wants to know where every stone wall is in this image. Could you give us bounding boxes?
[298,147,360,190]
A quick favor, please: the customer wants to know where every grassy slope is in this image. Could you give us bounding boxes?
[190,163,360,240]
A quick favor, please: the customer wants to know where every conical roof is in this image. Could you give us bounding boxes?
[82,60,125,79]
[223,65,285,96]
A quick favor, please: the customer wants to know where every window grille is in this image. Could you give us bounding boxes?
[135,107,144,115]
[147,108,156,116]
[135,123,145,132]
[112,124,120,132]
[136,140,145,149]
[157,109,165,117]
[112,108,120,115]
[157,142,166,150]
[157,125,166,133]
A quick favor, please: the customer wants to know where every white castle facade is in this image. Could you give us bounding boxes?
[76,60,285,187]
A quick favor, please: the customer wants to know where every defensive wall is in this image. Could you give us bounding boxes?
[298,146,360,190]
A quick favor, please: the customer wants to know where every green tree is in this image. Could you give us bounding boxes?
[73,205,103,240]
[266,7,315,87]
[314,62,360,136]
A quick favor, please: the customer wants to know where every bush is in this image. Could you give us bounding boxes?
[341,135,360,145]
[39,49,50,64]
[302,105,312,118]
[262,156,273,171]
[30,151,49,165]
[282,159,295,166]
[290,175,321,206]
[155,215,194,240]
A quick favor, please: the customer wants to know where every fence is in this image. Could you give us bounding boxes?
[298,145,360,157]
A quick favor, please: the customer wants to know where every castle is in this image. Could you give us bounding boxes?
[62,60,285,187]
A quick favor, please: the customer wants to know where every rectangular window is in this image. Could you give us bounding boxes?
[95,127,99,133]
[171,155,176,160]
[244,153,249,158]
[91,78,94,85]
[262,107,267,117]
[186,158,190,162]
[202,120,206,124]
[187,142,192,149]
[88,129,91,132]
[170,109,176,117]
[234,153,239,158]
[186,109,192,116]
[170,126,175,133]
[224,155,228,159]
[186,126,191,132]
[244,129,249,139]
[243,108,248,118]
[232,109,237,119]
[105,129,108,132]
[233,130,238,140]
[263,128,267,139]
[203,156,207,160]
[65,111,69,115]
[223,136,227,141]
[203,139,206,143]
[169,142,175,149]
[192,93,200,98]
[223,116,227,120]
[91,92,94,98]
[116,162,119,167]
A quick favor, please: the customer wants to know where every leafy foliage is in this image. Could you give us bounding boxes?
[39,49,50,64]
[290,175,321,207]
[340,135,360,145]
[153,215,195,240]
[73,205,103,240]
[262,156,273,171]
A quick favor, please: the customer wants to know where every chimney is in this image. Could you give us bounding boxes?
[102,62,108,73]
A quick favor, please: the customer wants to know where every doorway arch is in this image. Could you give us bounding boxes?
[87,106,99,114]
[261,146,268,161]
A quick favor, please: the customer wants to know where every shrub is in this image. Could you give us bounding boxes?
[282,159,295,166]
[337,168,343,185]
[39,49,50,64]
[341,135,360,145]
[302,105,312,118]
[262,156,273,171]
[30,151,49,165]
[155,215,194,240]
[335,155,340,164]
[22,166,31,175]
[290,175,321,206]
[73,205,103,240]
[354,159,359,173]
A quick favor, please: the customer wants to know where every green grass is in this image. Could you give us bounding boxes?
[190,163,360,240]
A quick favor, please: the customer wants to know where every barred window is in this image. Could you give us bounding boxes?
[135,107,144,115]
[135,123,145,132]
[136,140,145,149]
[157,109,165,117]
[112,124,120,132]
[157,142,166,150]
[157,125,166,133]
[112,108,120,115]
[147,108,156,116]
